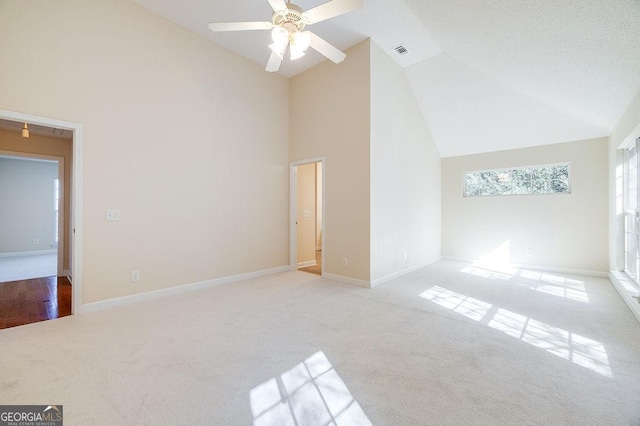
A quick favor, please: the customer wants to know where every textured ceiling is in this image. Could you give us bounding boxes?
[404,0,640,156]
[132,0,640,157]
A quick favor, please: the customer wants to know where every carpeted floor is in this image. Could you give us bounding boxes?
[0,252,57,282]
[1,260,639,425]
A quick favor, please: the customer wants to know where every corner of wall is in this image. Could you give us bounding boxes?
[289,39,372,282]
[369,38,442,283]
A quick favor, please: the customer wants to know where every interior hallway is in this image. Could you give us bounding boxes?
[299,250,322,275]
[1,260,639,424]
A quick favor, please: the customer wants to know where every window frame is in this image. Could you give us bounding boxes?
[623,138,640,282]
[462,162,572,198]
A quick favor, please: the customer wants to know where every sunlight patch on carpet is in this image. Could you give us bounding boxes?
[458,240,590,303]
[420,286,611,377]
[250,351,371,426]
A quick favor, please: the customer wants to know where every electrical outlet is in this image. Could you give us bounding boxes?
[33,239,39,245]
[106,209,121,222]
[131,270,140,282]
[403,252,408,261]
[341,258,348,267]
[526,248,533,257]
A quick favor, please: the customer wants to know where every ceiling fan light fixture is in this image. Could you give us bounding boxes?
[22,123,29,138]
[290,45,305,60]
[289,30,310,60]
[271,26,289,44]
[292,30,311,51]
[269,40,288,60]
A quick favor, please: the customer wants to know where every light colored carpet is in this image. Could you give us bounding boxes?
[1,260,640,425]
[0,252,57,282]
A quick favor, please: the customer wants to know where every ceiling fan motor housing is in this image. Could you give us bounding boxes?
[272,3,306,31]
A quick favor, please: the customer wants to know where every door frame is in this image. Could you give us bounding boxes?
[0,109,83,315]
[290,157,325,275]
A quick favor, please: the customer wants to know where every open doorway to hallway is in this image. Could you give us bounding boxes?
[291,159,324,275]
[0,155,60,280]
[0,118,74,328]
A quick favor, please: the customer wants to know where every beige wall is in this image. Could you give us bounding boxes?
[609,88,640,270]
[0,129,72,270]
[369,41,441,282]
[442,138,609,273]
[0,0,289,303]
[290,40,371,281]
[296,163,316,266]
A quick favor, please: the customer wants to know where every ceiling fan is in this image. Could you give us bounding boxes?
[208,0,364,72]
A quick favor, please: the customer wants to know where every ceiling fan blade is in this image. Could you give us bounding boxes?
[303,0,364,24]
[308,31,346,63]
[266,51,283,72]
[208,21,273,32]
[267,0,288,13]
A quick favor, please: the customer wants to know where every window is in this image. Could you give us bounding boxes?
[624,139,640,282]
[464,163,570,197]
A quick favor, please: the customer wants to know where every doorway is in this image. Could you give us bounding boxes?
[290,158,325,275]
[0,109,83,318]
[0,153,64,283]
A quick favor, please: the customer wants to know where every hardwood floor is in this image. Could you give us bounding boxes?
[299,250,322,275]
[0,276,71,330]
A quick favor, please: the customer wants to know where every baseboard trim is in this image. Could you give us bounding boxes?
[440,256,608,278]
[0,249,57,258]
[78,265,289,314]
[370,256,442,288]
[609,271,640,324]
[297,260,317,269]
[64,270,71,283]
[323,273,370,288]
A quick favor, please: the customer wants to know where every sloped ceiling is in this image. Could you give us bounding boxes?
[132,0,640,157]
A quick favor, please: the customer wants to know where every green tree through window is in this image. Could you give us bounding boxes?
[464,163,570,197]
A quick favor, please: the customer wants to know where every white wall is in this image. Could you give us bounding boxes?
[0,158,58,253]
[369,42,441,283]
[0,0,289,303]
[442,138,609,273]
[290,40,371,282]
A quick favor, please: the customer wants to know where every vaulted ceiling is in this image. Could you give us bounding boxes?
[132,0,640,157]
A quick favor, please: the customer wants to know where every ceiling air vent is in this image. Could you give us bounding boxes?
[393,45,409,55]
